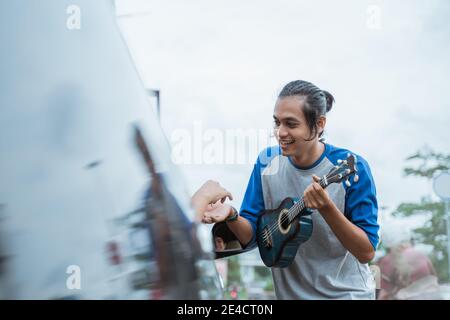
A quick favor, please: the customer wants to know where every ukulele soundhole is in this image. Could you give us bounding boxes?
[278,209,291,234]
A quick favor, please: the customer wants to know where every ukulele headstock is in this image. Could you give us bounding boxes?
[324,153,359,187]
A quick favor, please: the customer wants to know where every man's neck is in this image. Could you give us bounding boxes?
[291,141,325,168]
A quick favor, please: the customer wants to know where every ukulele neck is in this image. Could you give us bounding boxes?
[288,177,328,223]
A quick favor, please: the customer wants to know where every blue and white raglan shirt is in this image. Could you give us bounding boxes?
[239,143,379,299]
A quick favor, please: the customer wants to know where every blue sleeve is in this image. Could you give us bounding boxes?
[239,146,280,248]
[239,159,265,249]
[344,156,380,250]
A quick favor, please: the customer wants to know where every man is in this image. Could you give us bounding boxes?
[195,80,379,299]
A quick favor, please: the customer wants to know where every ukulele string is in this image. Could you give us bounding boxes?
[262,158,352,242]
[262,176,327,242]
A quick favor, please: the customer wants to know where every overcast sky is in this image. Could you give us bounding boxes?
[114,0,450,228]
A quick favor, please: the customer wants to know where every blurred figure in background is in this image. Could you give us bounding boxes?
[377,221,441,299]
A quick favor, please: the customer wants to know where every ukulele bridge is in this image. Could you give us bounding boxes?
[262,227,273,249]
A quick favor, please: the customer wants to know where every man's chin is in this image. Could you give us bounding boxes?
[279,145,293,156]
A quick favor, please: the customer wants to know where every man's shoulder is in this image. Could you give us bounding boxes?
[325,143,371,169]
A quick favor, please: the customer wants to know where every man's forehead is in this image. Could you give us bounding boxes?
[274,96,305,120]
[273,114,302,122]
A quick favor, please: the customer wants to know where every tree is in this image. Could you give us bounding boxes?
[226,255,242,284]
[391,146,450,282]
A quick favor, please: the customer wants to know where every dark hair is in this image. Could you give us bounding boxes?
[278,80,335,141]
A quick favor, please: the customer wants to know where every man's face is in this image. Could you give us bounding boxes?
[273,96,317,157]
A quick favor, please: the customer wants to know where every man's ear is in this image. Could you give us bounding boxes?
[317,116,326,135]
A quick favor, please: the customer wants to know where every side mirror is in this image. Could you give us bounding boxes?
[211,222,255,259]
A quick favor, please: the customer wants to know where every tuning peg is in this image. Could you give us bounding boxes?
[343,160,348,165]
[353,174,359,183]
[345,179,351,187]
[337,159,343,164]
[345,169,351,174]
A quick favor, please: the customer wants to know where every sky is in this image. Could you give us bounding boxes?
[114,0,450,230]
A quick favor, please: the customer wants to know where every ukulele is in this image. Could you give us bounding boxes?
[256,153,359,267]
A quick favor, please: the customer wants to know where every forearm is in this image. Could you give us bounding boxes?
[320,201,375,264]
[226,214,254,247]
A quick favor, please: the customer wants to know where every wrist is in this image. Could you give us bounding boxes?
[225,206,239,222]
[319,200,335,215]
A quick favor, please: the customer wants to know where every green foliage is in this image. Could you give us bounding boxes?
[403,146,450,178]
[393,197,448,281]
[264,278,274,292]
[392,147,450,281]
[226,255,242,284]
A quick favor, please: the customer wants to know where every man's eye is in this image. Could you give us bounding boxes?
[273,121,280,127]
[287,123,297,128]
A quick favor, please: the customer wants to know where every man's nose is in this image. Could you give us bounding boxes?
[278,125,289,138]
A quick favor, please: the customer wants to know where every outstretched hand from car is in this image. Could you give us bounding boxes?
[201,201,233,224]
[191,180,233,221]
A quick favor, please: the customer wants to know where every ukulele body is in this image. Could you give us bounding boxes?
[256,197,313,268]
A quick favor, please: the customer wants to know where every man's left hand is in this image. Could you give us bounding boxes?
[303,175,332,211]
